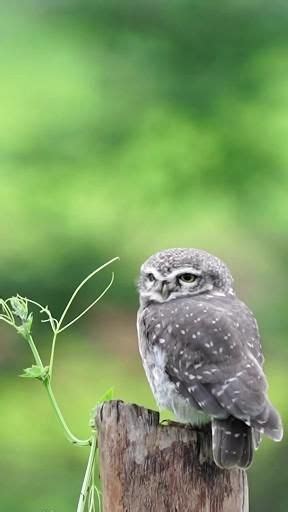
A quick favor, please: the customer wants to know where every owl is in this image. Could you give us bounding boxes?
[136,248,283,469]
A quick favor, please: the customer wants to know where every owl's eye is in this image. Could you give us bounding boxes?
[178,273,197,284]
[146,273,156,282]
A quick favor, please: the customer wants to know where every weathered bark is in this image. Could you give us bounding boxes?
[95,401,248,512]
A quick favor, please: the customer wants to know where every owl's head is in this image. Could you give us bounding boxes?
[138,248,234,305]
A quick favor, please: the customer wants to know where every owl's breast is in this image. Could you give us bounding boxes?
[137,306,210,425]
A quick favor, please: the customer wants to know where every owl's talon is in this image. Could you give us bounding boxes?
[160,419,192,431]
[160,419,180,427]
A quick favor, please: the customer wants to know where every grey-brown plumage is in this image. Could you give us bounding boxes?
[137,248,283,469]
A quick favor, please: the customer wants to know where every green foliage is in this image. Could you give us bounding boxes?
[20,365,49,380]
[0,261,118,512]
[95,387,114,405]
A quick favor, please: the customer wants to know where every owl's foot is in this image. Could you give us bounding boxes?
[160,419,194,431]
[160,419,181,427]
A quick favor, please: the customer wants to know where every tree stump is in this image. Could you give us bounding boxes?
[95,401,249,512]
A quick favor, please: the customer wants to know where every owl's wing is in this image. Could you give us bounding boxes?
[233,298,264,366]
[145,297,282,441]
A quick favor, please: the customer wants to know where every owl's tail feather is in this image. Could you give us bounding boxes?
[212,417,253,469]
[250,401,283,442]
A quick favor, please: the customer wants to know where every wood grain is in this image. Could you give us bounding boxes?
[95,401,248,512]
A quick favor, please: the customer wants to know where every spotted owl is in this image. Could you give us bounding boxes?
[136,248,283,469]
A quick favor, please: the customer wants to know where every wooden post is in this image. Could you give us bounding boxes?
[95,401,249,512]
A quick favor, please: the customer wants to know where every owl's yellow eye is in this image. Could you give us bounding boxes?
[178,273,196,283]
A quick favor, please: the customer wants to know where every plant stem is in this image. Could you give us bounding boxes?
[26,334,44,370]
[58,272,115,334]
[77,432,98,512]
[0,316,14,327]
[44,379,91,447]
[48,257,119,379]
[48,331,57,379]
[23,333,90,446]
[58,257,119,330]
[49,272,114,379]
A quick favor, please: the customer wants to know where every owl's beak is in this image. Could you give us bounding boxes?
[161,281,170,300]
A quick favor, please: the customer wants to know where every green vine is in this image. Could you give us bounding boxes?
[0,256,119,511]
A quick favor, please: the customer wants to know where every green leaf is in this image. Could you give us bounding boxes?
[20,365,49,381]
[96,386,114,404]
[25,312,33,332]
[10,295,29,321]
[90,387,115,425]
[16,313,33,339]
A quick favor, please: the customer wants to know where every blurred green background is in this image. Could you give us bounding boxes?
[0,1,287,510]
